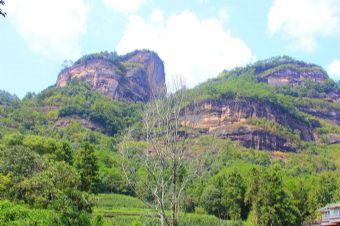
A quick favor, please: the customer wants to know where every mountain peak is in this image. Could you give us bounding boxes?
[56,49,166,102]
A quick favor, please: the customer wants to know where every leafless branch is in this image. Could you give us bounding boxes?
[0,0,6,17]
[118,78,201,226]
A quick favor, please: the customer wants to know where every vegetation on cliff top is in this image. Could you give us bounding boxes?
[219,56,328,79]
[186,71,308,126]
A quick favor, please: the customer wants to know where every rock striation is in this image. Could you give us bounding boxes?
[184,98,314,152]
[298,105,340,126]
[56,50,166,102]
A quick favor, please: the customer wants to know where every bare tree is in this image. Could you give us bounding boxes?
[119,81,200,226]
[0,0,6,17]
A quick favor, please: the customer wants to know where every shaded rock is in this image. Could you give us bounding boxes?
[54,116,105,133]
[214,126,296,152]
[298,105,340,126]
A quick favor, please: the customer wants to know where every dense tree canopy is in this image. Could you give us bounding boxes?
[76,142,100,193]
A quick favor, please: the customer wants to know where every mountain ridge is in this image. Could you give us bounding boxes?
[8,51,340,152]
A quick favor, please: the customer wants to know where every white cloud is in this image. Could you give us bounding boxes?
[7,0,88,59]
[328,59,340,81]
[287,37,317,53]
[268,0,340,52]
[116,10,253,88]
[103,0,147,13]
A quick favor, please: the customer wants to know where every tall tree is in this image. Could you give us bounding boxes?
[0,0,6,17]
[120,83,199,226]
[247,165,299,226]
[76,142,99,193]
[315,173,337,207]
[306,172,338,222]
[259,164,299,226]
[246,167,262,225]
[289,178,310,225]
[55,141,73,164]
[200,185,222,217]
[221,170,246,220]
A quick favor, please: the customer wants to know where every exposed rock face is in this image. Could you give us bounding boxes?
[298,105,340,125]
[216,127,296,152]
[259,68,327,86]
[223,56,328,86]
[54,116,105,133]
[56,50,166,102]
[184,98,314,152]
[221,57,329,88]
[252,58,329,86]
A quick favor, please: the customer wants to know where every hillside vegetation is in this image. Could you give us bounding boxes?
[1,55,340,226]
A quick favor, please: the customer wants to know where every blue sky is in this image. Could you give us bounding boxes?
[1,0,340,98]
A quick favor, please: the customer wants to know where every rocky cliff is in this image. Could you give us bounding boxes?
[298,104,340,126]
[181,56,340,152]
[224,56,329,86]
[183,98,314,152]
[257,64,328,86]
[56,50,166,102]
[55,53,340,152]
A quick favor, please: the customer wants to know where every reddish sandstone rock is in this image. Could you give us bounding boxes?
[57,50,166,102]
[183,98,315,152]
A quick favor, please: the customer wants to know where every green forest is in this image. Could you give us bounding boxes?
[1,54,340,226]
[2,0,340,224]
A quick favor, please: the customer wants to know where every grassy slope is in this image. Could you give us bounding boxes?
[94,194,241,226]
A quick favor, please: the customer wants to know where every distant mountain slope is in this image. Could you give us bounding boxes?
[184,56,340,152]
[57,50,166,103]
[11,52,340,152]
[221,56,329,86]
